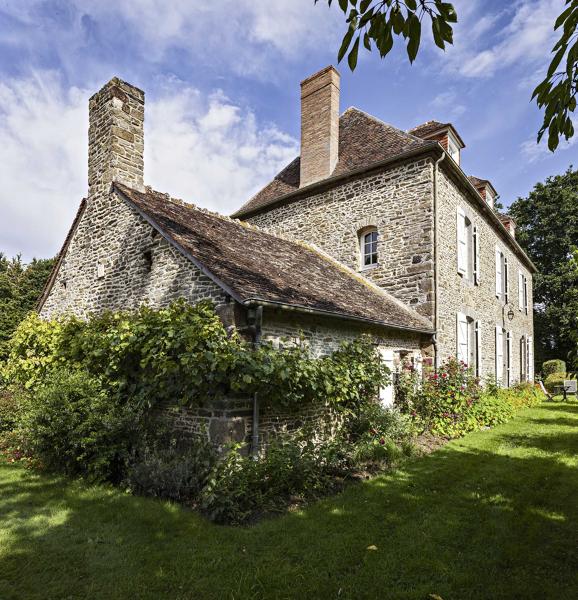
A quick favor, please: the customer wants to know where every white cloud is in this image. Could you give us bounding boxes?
[1,0,341,80]
[520,119,578,162]
[445,0,565,79]
[0,73,298,261]
[430,90,466,119]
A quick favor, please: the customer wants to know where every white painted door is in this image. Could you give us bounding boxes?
[379,348,395,408]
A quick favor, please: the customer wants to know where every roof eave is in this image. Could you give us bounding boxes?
[233,142,442,219]
[242,297,435,335]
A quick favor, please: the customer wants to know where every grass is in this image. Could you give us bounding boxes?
[1,402,578,600]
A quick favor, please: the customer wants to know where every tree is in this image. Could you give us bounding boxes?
[0,254,55,360]
[508,167,578,370]
[318,0,578,151]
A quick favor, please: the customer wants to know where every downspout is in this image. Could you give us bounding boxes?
[250,305,263,457]
[432,152,446,371]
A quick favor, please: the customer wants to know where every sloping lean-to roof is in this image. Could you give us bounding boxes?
[114,183,434,333]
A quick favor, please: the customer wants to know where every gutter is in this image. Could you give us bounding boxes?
[242,298,435,336]
[432,153,446,370]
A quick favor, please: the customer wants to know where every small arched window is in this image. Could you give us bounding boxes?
[360,229,378,268]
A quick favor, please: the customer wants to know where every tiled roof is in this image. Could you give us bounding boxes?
[467,175,497,197]
[115,183,433,333]
[409,120,465,148]
[408,120,449,138]
[232,108,434,218]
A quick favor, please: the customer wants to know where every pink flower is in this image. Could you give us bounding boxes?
[379,438,385,445]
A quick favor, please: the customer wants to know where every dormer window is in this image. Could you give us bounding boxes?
[485,186,495,208]
[447,131,461,165]
[360,229,378,268]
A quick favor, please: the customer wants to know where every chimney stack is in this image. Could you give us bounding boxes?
[88,77,145,198]
[299,66,340,188]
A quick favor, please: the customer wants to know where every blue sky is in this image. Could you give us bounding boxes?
[0,0,574,261]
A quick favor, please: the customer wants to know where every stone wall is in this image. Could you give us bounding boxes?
[246,159,436,321]
[40,193,226,318]
[156,396,340,452]
[436,165,534,381]
[260,308,426,358]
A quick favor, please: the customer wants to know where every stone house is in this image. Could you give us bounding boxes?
[37,67,535,443]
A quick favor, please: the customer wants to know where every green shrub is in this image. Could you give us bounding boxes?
[200,429,352,525]
[2,302,390,415]
[0,388,23,434]
[20,368,143,482]
[544,372,567,393]
[542,359,566,378]
[126,434,217,502]
[396,359,546,438]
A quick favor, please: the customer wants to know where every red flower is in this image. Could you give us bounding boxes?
[379,438,385,445]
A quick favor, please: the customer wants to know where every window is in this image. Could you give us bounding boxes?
[518,270,528,314]
[360,229,378,268]
[447,135,460,165]
[457,313,479,370]
[495,247,508,301]
[485,187,495,208]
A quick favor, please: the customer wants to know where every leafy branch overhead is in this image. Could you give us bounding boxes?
[316,0,457,69]
[533,0,578,151]
[318,0,578,152]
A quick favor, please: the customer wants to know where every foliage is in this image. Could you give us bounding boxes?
[200,429,352,525]
[320,2,578,151]
[126,434,218,502]
[0,388,22,434]
[0,253,54,361]
[396,358,545,438]
[509,167,578,370]
[19,368,144,482]
[533,0,578,151]
[2,302,390,415]
[543,359,567,378]
[317,0,457,69]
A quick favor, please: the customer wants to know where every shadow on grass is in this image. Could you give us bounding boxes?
[1,404,578,600]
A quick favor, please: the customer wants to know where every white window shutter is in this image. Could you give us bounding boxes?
[528,336,534,381]
[495,247,502,298]
[524,277,529,314]
[506,331,512,387]
[520,335,526,381]
[457,312,468,363]
[457,208,467,275]
[518,271,524,310]
[475,320,482,378]
[504,257,509,302]
[495,325,503,383]
[474,227,481,285]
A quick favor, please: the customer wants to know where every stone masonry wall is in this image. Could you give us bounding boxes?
[40,193,226,318]
[246,159,436,322]
[436,166,534,382]
[260,308,426,358]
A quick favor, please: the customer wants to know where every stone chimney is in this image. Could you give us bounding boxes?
[88,77,145,198]
[300,66,340,188]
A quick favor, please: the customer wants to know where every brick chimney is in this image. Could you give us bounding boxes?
[88,77,145,198]
[300,66,340,188]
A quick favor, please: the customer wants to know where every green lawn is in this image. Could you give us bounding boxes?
[2,402,578,600]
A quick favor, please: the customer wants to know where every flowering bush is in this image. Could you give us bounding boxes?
[396,358,545,438]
